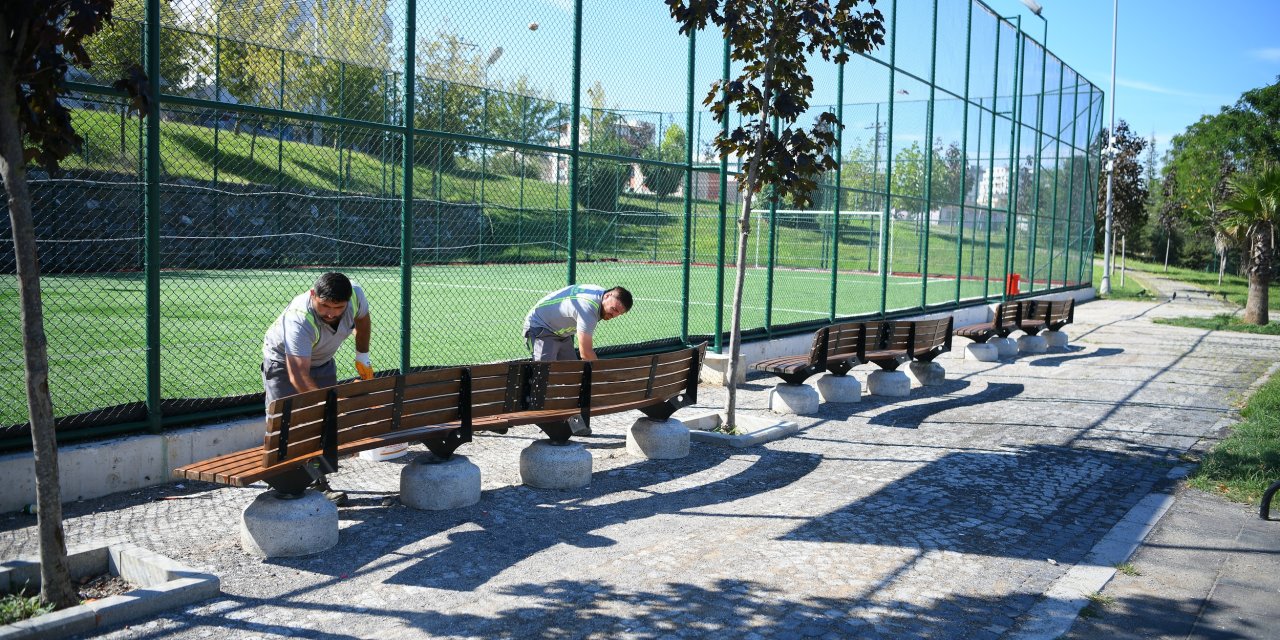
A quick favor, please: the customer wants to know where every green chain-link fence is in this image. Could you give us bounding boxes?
[0,0,1102,450]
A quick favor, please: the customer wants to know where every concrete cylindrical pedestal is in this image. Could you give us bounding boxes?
[241,490,338,558]
[991,336,1018,358]
[400,453,482,510]
[1044,330,1069,349]
[520,440,592,489]
[626,418,690,460]
[867,370,911,397]
[966,343,999,362]
[908,362,946,386]
[1018,334,1048,354]
[769,383,820,415]
[815,374,861,403]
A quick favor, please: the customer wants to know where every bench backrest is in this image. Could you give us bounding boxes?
[589,344,704,414]
[1021,298,1075,329]
[469,344,704,425]
[263,367,472,468]
[811,321,874,367]
[995,302,1022,333]
[880,317,953,359]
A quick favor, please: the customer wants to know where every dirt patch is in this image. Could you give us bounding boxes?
[77,573,134,601]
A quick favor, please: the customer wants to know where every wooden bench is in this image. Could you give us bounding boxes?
[865,317,954,371]
[1025,298,1075,333]
[467,344,706,442]
[175,345,706,494]
[954,302,1022,344]
[750,321,882,384]
[175,367,476,495]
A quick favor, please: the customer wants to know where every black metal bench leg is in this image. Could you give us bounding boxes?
[423,431,468,459]
[1261,479,1280,520]
[536,421,575,443]
[264,466,315,498]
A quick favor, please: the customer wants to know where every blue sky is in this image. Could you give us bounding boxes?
[986,0,1280,156]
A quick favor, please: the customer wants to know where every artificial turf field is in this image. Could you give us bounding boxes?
[1,261,1010,425]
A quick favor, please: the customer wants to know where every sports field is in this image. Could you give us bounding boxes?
[0,262,997,425]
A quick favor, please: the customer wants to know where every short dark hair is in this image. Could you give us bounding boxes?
[607,286,633,311]
[313,272,353,302]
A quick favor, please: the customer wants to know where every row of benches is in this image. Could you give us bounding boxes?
[749,298,1076,413]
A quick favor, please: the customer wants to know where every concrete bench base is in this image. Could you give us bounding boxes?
[991,336,1019,358]
[868,370,911,397]
[1044,330,1069,348]
[1018,334,1048,354]
[769,383,820,415]
[400,453,481,510]
[519,440,592,489]
[816,373,862,403]
[966,343,999,362]
[240,490,338,558]
[626,417,690,460]
[908,362,946,386]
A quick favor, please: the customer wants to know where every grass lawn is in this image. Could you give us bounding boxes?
[1188,369,1280,505]
[0,263,995,426]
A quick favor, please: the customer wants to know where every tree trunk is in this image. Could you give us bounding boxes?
[1243,222,1272,325]
[724,187,756,433]
[0,17,78,610]
[1163,232,1170,272]
[1218,250,1227,287]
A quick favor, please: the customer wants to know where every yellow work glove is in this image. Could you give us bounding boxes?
[354,352,374,380]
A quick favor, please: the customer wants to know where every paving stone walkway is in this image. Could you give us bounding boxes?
[2,285,1275,639]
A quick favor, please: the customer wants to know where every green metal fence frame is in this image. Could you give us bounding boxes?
[5,0,1103,449]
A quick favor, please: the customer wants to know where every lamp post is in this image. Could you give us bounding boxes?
[1099,0,1118,295]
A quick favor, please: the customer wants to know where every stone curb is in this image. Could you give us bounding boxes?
[0,542,219,640]
[683,411,799,448]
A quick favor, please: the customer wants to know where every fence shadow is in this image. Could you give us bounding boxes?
[867,382,1025,428]
[260,444,822,593]
[1029,347,1125,367]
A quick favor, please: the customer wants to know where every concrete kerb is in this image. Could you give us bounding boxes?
[683,411,799,448]
[0,542,219,640]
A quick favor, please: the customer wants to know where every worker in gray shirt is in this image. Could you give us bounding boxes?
[522,284,632,362]
[262,272,371,503]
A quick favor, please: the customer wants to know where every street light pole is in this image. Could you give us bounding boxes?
[1099,0,1118,295]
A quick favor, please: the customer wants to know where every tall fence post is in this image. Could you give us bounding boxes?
[830,52,846,323]
[955,0,974,304]
[566,0,584,285]
[1003,19,1024,301]
[983,28,1002,301]
[400,0,416,374]
[1046,55,1065,289]
[143,0,163,433]
[714,36,730,354]
[919,0,939,309]
[681,29,696,344]
[878,0,899,316]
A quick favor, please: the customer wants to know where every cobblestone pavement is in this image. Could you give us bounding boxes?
[2,290,1275,639]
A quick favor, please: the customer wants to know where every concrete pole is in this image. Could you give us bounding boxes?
[1100,0,1118,295]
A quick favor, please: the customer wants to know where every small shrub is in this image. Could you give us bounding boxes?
[0,592,54,626]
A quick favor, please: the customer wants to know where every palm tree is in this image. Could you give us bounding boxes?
[1221,162,1280,324]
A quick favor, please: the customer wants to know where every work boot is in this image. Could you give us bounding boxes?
[311,478,347,506]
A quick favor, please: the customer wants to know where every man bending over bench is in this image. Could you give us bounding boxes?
[262,272,371,504]
[522,285,632,362]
